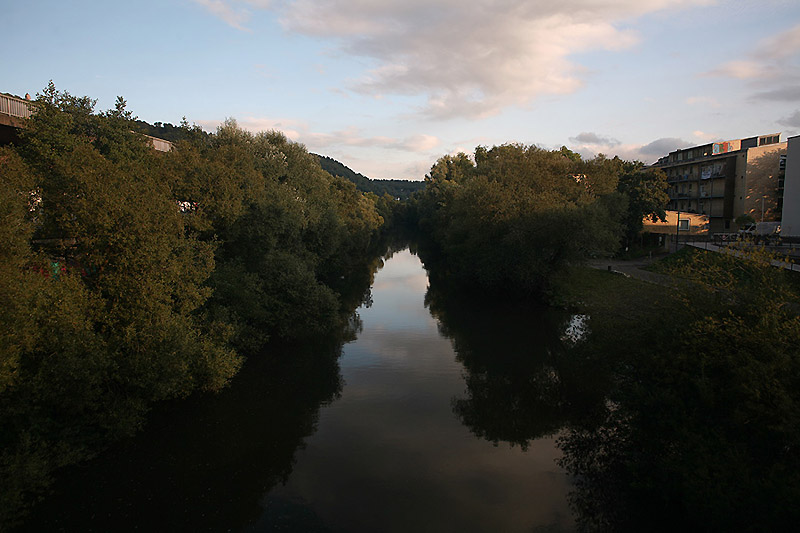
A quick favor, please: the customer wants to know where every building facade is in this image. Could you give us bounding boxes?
[654,134,786,234]
[780,135,800,236]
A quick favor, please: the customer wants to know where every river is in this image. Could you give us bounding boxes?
[18,248,576,532]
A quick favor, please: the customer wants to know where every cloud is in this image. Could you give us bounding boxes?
[753,86,800,102]
[692,130,719,141]
[706,23,800,102]
[303,127,440,152]
[401,134,440,152]
[755,22,800,60]
[686,96,721,108]
[197,117,306,140]
[706,60,765,80]
[637,137,693,156]
[569,132,620,146]
[193,0,253,31]
[778,110,800,128]
[197,0,712,118]
[575,136,694,163]
[196,117,439,155]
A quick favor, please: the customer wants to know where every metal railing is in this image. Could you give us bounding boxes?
[0,93,34,119]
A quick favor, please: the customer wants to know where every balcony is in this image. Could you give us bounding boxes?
[0,93,171,152]
[0,93,34,119]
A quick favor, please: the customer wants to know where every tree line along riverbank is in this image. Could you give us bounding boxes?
[0,83,386,526]
[4,82,799,530]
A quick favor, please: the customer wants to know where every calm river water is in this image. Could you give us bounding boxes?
[19,248,576,532]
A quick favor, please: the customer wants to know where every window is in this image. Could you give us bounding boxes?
[678,219,690,231]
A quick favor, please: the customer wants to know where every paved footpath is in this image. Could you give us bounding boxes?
[588,253,676,286]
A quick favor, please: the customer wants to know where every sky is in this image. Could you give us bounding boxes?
[3,0,800,180]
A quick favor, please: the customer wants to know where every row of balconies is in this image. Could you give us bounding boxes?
[670,192,725,200]
[667,172,726,183]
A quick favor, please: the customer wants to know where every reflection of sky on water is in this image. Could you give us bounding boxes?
[357,250,435,334]
[260,249,574,532]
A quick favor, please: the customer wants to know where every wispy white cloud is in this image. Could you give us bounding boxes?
[706,60,765,80]
[196,117,305,140]
[196,118,440,154]
[686,96,721,108]
[692,130,719,141]
[196,0,713,118]
[570,136,694,163]
[569,132,620,146]
[778,109,800,128]
[193,0,253,31]
[706,23,800,102]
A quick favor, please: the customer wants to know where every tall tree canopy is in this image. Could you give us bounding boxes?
[0,83,385,526]
[414,144,627,294]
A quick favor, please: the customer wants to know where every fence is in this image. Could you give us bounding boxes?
[681,236,800,272]
[0,93,34,119]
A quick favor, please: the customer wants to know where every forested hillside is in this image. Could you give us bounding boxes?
[133,118,210,143]
[315,154,425,199]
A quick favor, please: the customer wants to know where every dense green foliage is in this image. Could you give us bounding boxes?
[616,162,669,243]
[133,118,210,144]
[315,155,425,199]
[0,83,384,526]
[556,247,800,531]
[165,120,384,349]
[412,145,632,294]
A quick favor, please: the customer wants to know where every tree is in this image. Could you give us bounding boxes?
[616,163,669,243]
[1,84,387,526]
[414,144,626,295]
[558,246,800,530]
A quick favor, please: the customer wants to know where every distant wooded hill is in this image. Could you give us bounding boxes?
[315,155,425,200]
[132,121,424,200]
[134,119,210,143]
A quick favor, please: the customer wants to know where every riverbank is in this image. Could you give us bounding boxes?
[556,247,800,531]
[587,253,676,286]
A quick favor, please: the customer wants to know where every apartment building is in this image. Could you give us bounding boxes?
[654,134,786,234]
[780,135,800,236]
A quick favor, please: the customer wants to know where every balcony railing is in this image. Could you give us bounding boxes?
[0,94,34,119]
[1,94,172,152]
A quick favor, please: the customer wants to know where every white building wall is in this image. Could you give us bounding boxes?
[781,136,800,236]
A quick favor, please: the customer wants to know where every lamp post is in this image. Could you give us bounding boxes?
[675,209,681,252]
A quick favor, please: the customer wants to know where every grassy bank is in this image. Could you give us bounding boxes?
[553,265,676,320]
[554,252,800,531]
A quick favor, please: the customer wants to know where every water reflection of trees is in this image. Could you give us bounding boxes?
[424,274,609,449]
[16,339,344,532]
[425,244,800,530]
[14,242,403,532]
[557,249,800,531]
